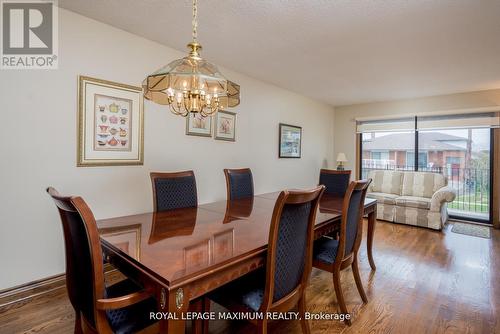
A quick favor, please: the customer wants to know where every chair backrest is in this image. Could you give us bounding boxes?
[46,187,105,329]
[260,185,325,311]
[337,179,371,262]
[319,169,351,197]
[224,168,254,200]
[150,171,198,212]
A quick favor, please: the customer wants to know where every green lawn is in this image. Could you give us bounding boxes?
[448,193,489,213]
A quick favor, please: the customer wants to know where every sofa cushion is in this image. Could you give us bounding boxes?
[367,170,403,195]
[402,172,447,198]
[366,192,399,205]
[395,196,431,209]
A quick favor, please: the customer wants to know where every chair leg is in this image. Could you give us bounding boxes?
[352,254,368,303]
[332,271,351,326]
[74,311,83,334]
[256,319,268,334]
[298,292,311,334]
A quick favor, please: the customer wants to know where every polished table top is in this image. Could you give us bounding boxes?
[98,192,376,287]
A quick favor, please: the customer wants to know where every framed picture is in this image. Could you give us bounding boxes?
[279,123,302,158]
[186,112,212,137]
[99,224,142,261]
[214,110,236,141]
[78,75,144,166]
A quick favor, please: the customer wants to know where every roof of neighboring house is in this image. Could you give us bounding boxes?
[362,132,467,151]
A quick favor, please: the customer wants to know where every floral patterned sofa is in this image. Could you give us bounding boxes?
[366,170,456,230]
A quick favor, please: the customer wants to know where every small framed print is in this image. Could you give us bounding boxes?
[214,110,236,141]
[78,76,144,166]
[279,123,302,158]
[186,113,212,137]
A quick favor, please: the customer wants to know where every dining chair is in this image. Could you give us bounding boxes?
[319,169,352,197]
[224,168,254,200]
[208,185,325,334]
[312,179,371,326]
[46,187,158,334]
[150,171,198,212]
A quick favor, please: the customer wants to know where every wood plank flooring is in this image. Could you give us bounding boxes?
[1,220,499,334]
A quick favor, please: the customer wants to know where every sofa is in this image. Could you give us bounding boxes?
[366,170,456,230]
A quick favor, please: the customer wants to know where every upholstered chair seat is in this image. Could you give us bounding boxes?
[209,270,265,312]
[105,279,157,334]
[313,237,339,265]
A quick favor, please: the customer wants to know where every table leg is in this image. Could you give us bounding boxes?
[157,287,189,333]
[367,209,377,271]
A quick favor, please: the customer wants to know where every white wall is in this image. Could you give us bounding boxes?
[0,9,335,290]
[334,89,500,171]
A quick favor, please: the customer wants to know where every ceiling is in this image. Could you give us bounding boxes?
[59,0,500,106]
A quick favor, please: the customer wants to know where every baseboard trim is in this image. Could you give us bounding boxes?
[0,273,66,309]
[0,264,116,310]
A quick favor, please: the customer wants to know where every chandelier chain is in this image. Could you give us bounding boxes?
[192,0,198,42]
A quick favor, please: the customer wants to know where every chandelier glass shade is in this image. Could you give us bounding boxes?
[142,0,240,117]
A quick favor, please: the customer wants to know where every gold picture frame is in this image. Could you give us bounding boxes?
[186,112,212,137]
[214,110,236,141]
[77,75,144,166]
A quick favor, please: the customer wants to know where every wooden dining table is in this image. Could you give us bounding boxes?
[98,192,377,333]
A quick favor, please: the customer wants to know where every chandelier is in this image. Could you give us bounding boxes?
[142,0,240,117]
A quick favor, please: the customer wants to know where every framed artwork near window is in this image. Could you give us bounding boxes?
[279,123,302,158]
[77,75,144,166]
[186,112,212,137]
[214,110,236,141]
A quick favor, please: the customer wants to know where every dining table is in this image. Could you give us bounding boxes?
[97,192,377,333]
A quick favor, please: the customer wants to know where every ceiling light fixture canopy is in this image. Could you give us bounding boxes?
[142,0,240,117]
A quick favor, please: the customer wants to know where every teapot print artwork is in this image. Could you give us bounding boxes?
[92,93,133,152]
[79,76,142,166]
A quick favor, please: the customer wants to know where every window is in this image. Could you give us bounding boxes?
[358,114,496,223]
[361,131,415,177]
[419,128,491,221]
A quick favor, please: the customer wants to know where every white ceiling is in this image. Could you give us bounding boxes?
[59,0,500,106]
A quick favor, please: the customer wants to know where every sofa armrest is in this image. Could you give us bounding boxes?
[430,186,456,212]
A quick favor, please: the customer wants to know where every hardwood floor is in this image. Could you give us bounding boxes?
[1,220,499,334]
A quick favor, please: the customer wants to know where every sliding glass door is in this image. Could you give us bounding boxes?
[361,131,415,177]
[358,115,495,223]
[417,128,491,221]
